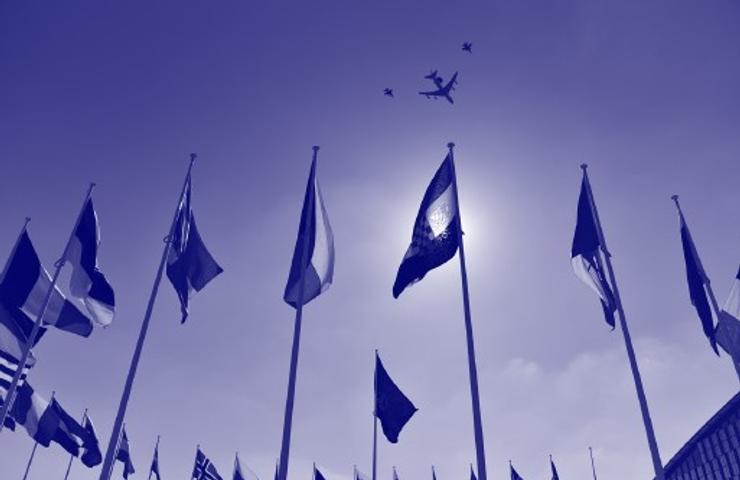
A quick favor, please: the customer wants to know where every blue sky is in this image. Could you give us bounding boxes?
[1,1,738,479]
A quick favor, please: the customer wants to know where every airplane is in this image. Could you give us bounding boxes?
[419,70,458,104]
[384,88,394,98]
[462,42,472,53]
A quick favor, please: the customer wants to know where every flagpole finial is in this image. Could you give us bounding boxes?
[23,217,31,228]
[671,194,681,208]
[447,142,455,150]
[313,145,320,152]
[580,163,588,170]
[190,153,197,163]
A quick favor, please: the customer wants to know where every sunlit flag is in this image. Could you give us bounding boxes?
[64,198,116,326]
[570,176,616,328]
[283,152,334,308]
[193,448,224,480]
[375,353,417,443]
[116,427,135,479]
[0,229,93,336]
[166,175,223,323]
[393,153,459,298]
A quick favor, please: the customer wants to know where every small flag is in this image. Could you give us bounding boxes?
[314,465,327,480]
[470,465,477,480]
[375,353,417,443]
[0,302,42,403]
[234,454,259,480]
[284,152,334,308]
[80,415,102,467]
[167,176,223,323]
[716,266,740,366]
[550,458,559,480]
[193,448,224,480]
[571,175,616,328]
[150,441,161,480]
[393,153,459,298]
[65,198,116,326]
[510,464,524,480]
[354,466,369,480]
[677,211,718,354]
[432,466,437,480]
[393,466,400,480]
[0,230,93,336]
[722,266,740,321]
[116,426,135,479]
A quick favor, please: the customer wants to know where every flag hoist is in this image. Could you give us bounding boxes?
[571,164,664,480]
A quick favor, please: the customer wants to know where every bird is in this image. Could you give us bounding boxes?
[384,88,394,98]
[462,42,472,53]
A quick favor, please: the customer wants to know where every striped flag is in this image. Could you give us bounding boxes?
[0,302,41,405]
[284,152,334,308]
[65,198,116,326]
[116,426,135,479]
[0,229,93,337]
[393,153,459,298]
[193,448,223,480]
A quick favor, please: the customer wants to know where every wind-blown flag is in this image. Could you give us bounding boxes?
[393,154,459,298]
[510,464,524,480]
[392,467,399,480]
[81,415,102,467]
[571,176,616,328]
[284,153,334,308]
[0,301,43,405]
[677,212,718,354]
[354,466,369,480]
[234,454,259,480]
[314,465,327,480]
[151,442,161,480]
[167,175,223,323]
[0,230,93,336]
[432,466,437,480]
[469,465,477,480]
[116,427,135,479]
[65,198,115,326]
[375,353,417,443]
[716,266,740,366]
[550,458,559,480]
[193,448,224,480]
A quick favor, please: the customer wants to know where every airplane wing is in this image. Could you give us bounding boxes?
[419,89,442,97]
[443,73,458,92]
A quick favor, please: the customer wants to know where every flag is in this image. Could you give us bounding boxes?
[284,153,334,308]
[166,175,223,323]
[716,266,740,366]
[550,458,559,480]
[677,212,718,354]
[151,442,161,480]
[393,154,459,298]
[375,353,417,443]
[0,301,42,404]
[0,230,93,336]
[393,467,399,480]
[116,427,135,479]
[314,465,327,480]
[65,198,116,326]
[571,176,616,328]
[354,466,369,480]
[470,465,477,480]
[432,466,437,480]
[510,464,524,480]
[193,448,224,480]
[234,454,259,480]
[81,415,102,467]
[722,266,740,321]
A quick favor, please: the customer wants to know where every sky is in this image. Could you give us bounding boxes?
[0,1,739,479]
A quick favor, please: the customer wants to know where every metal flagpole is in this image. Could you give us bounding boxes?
[672,195,740,382]
[0,183,96,431]
[21,391,54,480]
[277,146,318,480]
[372,350,378,480]
[581,164,664,480]
[62,408,88,480]
[588,447,598,480]
[98,155,197,480]
[447,143,488,480]
[148,435,160,480]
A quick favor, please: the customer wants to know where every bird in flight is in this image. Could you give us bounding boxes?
[384,88,394,98]
[462,42,472,53]
[419,70,458,104]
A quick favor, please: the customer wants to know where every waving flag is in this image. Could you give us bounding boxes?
[65,198,116,326]
[677,211,718,354]
[393,467,400,480]
[116,427,135,479]
[151,441,161,480]
[470,465,477,480]
[375,353,417,443]
[284,151,334,308]
[193,448,224,480]
[166,175,223,323]
[81,415,102,467]
[314,465,328,480]
[571,176,616,328]
[393,154,459,298]
[549,458,559,480]
[0,302,43,404]
[716,266,740,367]
[509,464,524,480]
[0,230,93,336]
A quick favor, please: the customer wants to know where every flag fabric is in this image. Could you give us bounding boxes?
[716,266,740,366]
[550,458,559,480]
[81,415,102,467]
[432,466,437,480]
[65,198,116,326]
[354,467,369,480]
[193,448,224,480]
[0,230,93,337]
[166,176,223,323]
[392,467,399,480]
[678,212,718,354]
[116,427,135,479]
[510,464,524,480]
[571,176,616,328]
[722,266,740,321]
[284,154,334,308]
[234,454,259,480]
[151,442,161,480]
[470,465,477,480]
[0,301,42,404]
[375,353,417,443]
[314,465,327,480]
[393,154,459,298]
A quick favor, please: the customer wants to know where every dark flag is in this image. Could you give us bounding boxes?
[0,230,93,336]
[65,198,116,326]
[432,466,437,480]
[81,415,103,467]
[470,465,477,480]
[151,442,161,480]
[166,175,223,323]
[116,427,135,479]
[716,266,740,369]
[375,353,417,443]
[193,448,224,480]
[677,212,718,354]
[283,152,334,308]
[0,302,42,404]
[550,458,559,480]
[234,454,245,480]
[393,467,399,480]
[571,176,616,328]
[509,464,524,480]
[314,465,327,480]
[393,154,460,298]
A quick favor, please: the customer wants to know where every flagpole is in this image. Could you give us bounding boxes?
[372,350,378,480]
[0,183,96,432]
[447,143,488,480]
[672,195,740,382]
[98,155,197,480]
[588,447,598,480]
[62,408,88,480]
[148,435,160,480]
[581,164,664,480]
[277,146,318,480]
